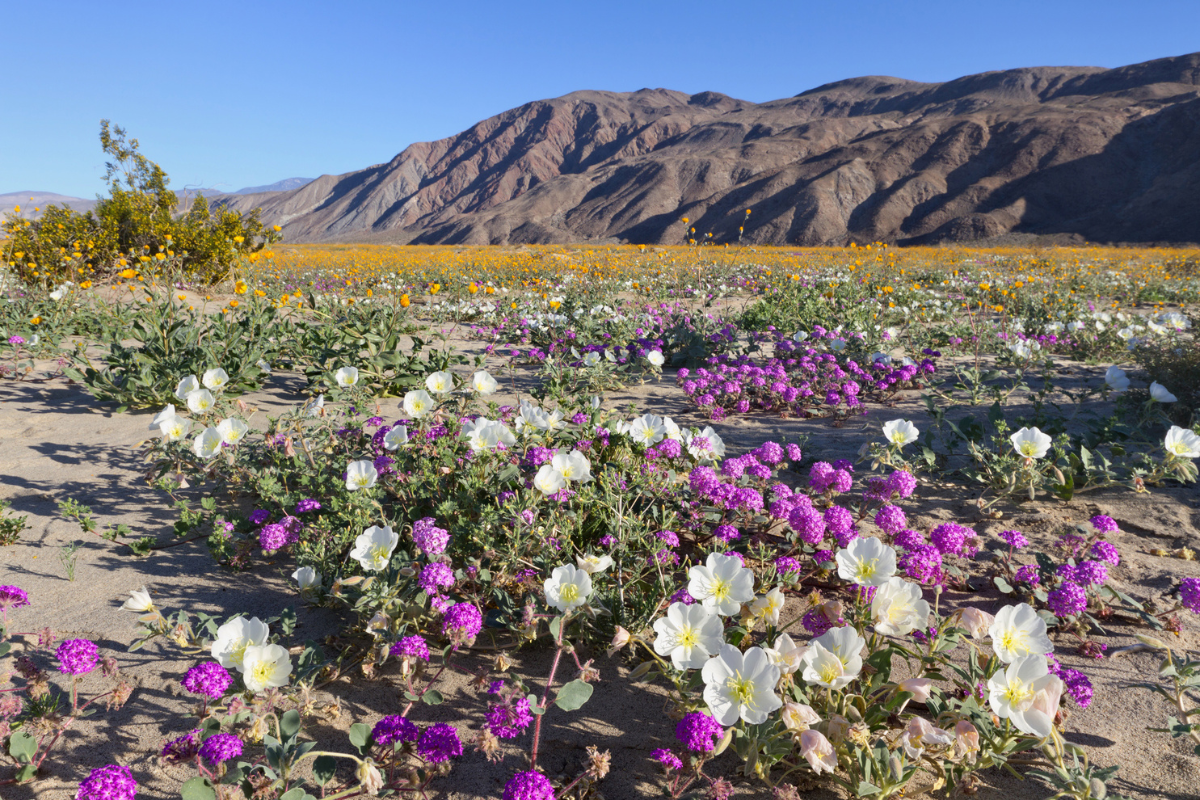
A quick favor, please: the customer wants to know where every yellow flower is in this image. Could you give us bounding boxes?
[119,268,137,279]
[468,282,479,294]
[400,294,411,308]
[30,316,41,325]
[80,280,92,289]
[234,236,245,244]
[230,299,240,308]
[273,225,282,232]
[234,280,248,295]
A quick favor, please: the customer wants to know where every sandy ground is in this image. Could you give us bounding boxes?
[2,335,1199,799]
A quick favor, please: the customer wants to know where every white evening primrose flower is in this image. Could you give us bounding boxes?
[899,677,933,702]
[242,643,292,693]
[403,389,434,418]
[256,359,272,374]
[345,460,379,491]
[684,426,726,462]
[121,586,155,613]
[646,350,665,367]
[217,418,249,446]
[305,394,325,417]
[805,626,866,685]
[882,419,919,447]
[987,655,1059,738]
[551,450,592,482]
[211,616,270,672]
[627,414,667,447]
[349,525,398,572]
[800,641,851,689]
[425,371,454,395]
[471,369,498,395]
[687,553,755,616]
[763,633,807,674]
[162,417,191,441]
[533,464,567,495]
[660,416,683,442]
[870,577,930,637]
[186,389,216,414]
[1010,426,1052,459]
[829,338,846,352]
[1150,382,1178,403]
[835,536,897,587]
[202,368,230,391]
[383,425,409,450]
[193,427,223,459]
[582,351,601,367]
[1165,426,1200,458]
[800,730,837,774]
[575,553,614,574]
[793,330,809,342]
[701,643,782,725]
[652,602,724,670]
[1105,365,1130,391]
[50,285,69,301]
[781,701,821,731]
[544,564,592,613]
[149,404,177,432]
[988,602,1054,663]
[334,366,359,387]
[748,587,786,627]
[292,567,321,590]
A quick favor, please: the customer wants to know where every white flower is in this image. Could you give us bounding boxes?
[701,643,782,725]
[217,418,249,446]
[793,330,809,342]
[162,417,191,441]
[987,655,1059,738]
[121,586,155,613]
[882,419,919,447]
[988,602,1054,663]
[747,587,786,627]
[211,616,270,671]
[1155,311,1191,331]
[49,285,69,301]
[403,389,434,418]
[870,577,930,636]
[193,427,223,458]
[256,359,272,374]
[800,626,865,689]
[1150,382,1178,403]
[835,537,897,587]
[292,567,321,590]
[646,350,665,367]
[543,564,592,613]
[425,371,454,395]
[653,602,723,669]
[687,553,755,616]
[551,450,592,482]
[627,414,667,447]
[829,338,846,352]
[1165,426,1200,458]
[242,643,292,693]
[1010,426,1052,459]
[345,460,379,491]
[349,525,398,572]
[149,404,177,432]
[471,370,498,395]
[382,425,409,450]
[334,366,359,387]
[202,368,230,390]
[959,607,995,639]
[899,677,933,702]
[305,394,325,417]
[683,426,726,462]
[800,730,837,774]
[186,389,216,414]
[575,554,613,574]
[660,416,683,441]
[781,701,821,731]
[582,352,601,367]
[533,464,567,495]
[1105,365,1129,391]
[763,633,807,674]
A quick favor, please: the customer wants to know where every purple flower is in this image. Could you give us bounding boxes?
[775,556,801,574]
[1090,540,1120,566]
[296,498,322,513]
[751,441,785,464]
[712,524,740,543]
[652,748,683,770]
[7,335,26,345]
[900,545,943,584]
[248,509,270,526]
[655,530,680,547]
[181,662,233,699]
[808,461,835,491]
[486,696,534,738]
[676,712,724,752]
[874,505,907,535]
[1089,515,1119,534]
[1075,560,1109,587]
[1048,581,1087,616]
[1014,564,1041,585]
[503,770,557,800]
[1047,656,1094,708]
[259,522,295,552]
[412,517,451,555]
[999,530,1029,549]
[802,608,834,636]
[443,602,483,641]
[655,438,683,459]
[199,733,243,764]
[75,765,137,800]
[488,680,504,694]
[417,723,463,763]
[419,563,456,594]
[1181,578,1200,614]
[56,639,99,675]
[886,470,917,498]
[0,585,30,613]
[670,588,696,606]
[373,715,420,745]
[813,548,834,566]
[390,635,430,660]
[892,529,924,550]
[930,523,971,556]
[788,507,826,545]
[829,469,853,493]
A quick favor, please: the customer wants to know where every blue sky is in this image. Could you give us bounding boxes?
[3,0,1198,198]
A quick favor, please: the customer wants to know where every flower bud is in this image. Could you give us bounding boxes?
[899,677,933,702]
[357,758,384,796]
[959,607,994,639]
[607,626,631,657]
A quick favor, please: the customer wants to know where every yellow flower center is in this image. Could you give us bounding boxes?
[230,639,250,667]
[855,559,878,581]
[726,671,756,706]
[1019,442,1037,456]
[711,578,731,602]
[998,628,1028,655]
[1003,678,1034,709]
[820,662,841,684]
[677,626,698,649]
[368,544,389,566]
[249,659,275,687]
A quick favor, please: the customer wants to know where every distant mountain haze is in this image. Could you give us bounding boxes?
[0,179,313,218]
[207,52,1200,246]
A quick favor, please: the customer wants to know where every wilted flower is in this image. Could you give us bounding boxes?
[121,586,155,613]
[781,701,821,731]
[959,607,995,639]
[800,729,837,774]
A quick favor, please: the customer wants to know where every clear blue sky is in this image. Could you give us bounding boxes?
[3,0,1198,199]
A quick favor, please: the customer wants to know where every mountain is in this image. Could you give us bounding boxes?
[206,52,1200,245]
[0,191,96,217]
[231,178,314,195]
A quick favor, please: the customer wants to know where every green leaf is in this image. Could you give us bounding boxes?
[554,679,594,711]
[280,709,302,740]
[7,731,36,763]
[181,777,217,800]
[856,781,882,796]
[313,754,338,786]
[422,689,445,705]
[349,722,372,753]
[994,576,1014,594]
[279,790,315,800]
[14,763,37,783]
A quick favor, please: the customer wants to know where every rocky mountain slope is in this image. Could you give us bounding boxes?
[214,52,1200,246]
